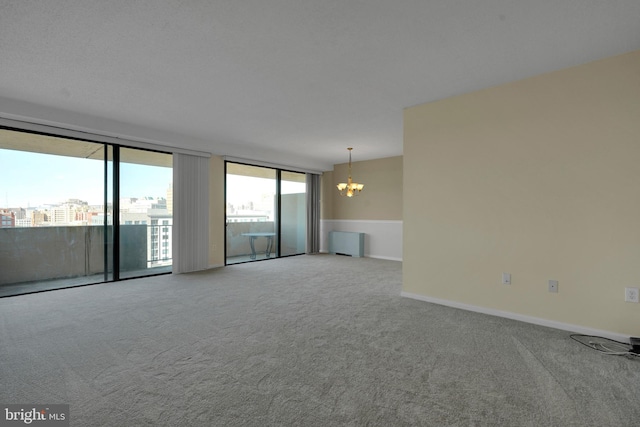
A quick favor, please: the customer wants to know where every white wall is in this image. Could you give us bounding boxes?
[321,219,402,261]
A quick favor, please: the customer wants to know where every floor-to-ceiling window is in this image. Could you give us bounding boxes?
[0,128,172,297]
[119,147,173,278]
[225,163,277,264]
[0,129,111,295]
[225,162,307,264]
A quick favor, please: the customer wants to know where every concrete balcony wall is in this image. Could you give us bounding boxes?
[120,225,149,271]
[0,225,147,285]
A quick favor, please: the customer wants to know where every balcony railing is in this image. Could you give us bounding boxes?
[0,224,171,286]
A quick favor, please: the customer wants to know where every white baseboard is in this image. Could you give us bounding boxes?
[401,291,631,343]
[317,250,401,262]
[369,255,403,262]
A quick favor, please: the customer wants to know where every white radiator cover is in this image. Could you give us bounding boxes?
[321,220,402,261]
[328,231,365,257]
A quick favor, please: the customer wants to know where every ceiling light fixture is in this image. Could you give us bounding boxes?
[337,147,364,197]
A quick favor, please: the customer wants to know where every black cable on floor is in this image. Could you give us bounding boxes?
[570,334,640,359]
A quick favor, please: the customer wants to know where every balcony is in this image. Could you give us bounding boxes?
[225,220,305,264]
[226,221,275,264]
[0,225,171,297]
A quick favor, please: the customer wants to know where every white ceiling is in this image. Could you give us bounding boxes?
[1,0,638,171]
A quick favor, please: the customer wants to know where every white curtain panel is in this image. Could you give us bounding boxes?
[306,173,321,254]
[172,153,210,273]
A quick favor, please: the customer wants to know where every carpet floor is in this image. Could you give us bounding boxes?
[1,254,638,426]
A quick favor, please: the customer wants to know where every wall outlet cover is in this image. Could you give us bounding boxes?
[548,280,559,293]
[502,273,511,285]
[624,287,639,303]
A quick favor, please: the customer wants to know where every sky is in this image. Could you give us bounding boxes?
[226,174,306,207]
[0,149,305,209]
[0,149,172,208]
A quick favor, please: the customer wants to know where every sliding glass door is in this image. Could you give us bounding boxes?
[0,128,172,297]
[119,147,173,278]
[225,163,277,264]
[0,129,111,295]
[225,162,307,264]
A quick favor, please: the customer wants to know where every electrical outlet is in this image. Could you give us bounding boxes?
[548,280,558,293]
[502,273,511,285]
[625,287,639,303]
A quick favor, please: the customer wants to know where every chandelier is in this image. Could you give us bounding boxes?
[337,147,364,197]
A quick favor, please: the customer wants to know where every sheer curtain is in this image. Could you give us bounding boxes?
[173,153,210,273]
[306,173,321,254]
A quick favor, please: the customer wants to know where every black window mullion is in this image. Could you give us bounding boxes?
[103,144,109,282]
[224,161,228,265]
[276,169,282,258]
[112,146,120,281]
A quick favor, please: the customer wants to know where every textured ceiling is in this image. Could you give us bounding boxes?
[1,0,639,170]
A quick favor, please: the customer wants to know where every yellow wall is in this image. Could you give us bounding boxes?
[321,170,335,220]
[323,156,403,220]
[403,50,640,336]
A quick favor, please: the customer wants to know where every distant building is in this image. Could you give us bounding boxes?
[120,211,149,225]
[49,199,91,225]
[166,183,173,216]
[0,208,26,227]
[227,213,269,223]
[0,211,15,228]
[31,210,49,226]
[6,207,26,220]
[120,200,173,268]
[90,213,112,225]
[148,210,173,268]
[15,218,31,227]
[50,205,74,224]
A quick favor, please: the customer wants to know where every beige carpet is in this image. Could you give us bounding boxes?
[1,254,638,426]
